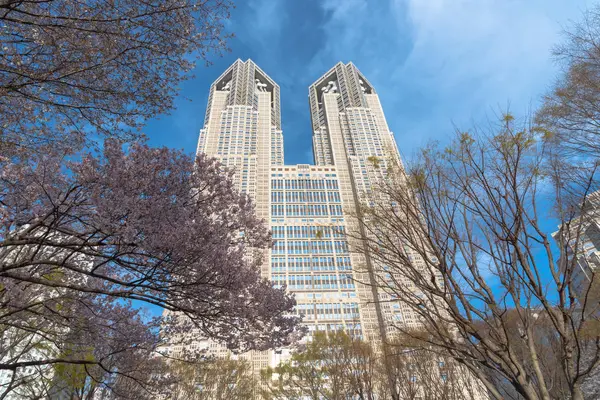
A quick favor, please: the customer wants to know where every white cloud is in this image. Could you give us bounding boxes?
[397,0,582,100]
[311,0,591,156]
[239,0,287,50]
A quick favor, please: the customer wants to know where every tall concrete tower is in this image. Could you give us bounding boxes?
[193,59,410,367]
[196,59,282,283]
[180,59,489,400]
[308,62,412,342]
[196,58,283,222]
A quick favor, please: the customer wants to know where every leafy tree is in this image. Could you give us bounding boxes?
[0,0,232,157]
[0,290,173,399]
[261,331,481,400]
[261,333,330,400]
[169,357,256,400]
[0,140,301,398]
[385,345,484,400]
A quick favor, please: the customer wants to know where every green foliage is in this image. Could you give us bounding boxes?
[493,126,537,154]
[261,331,479,400]
[171,357,256,399]
[459,132,475,146]
[532,125,555,142]
[409,169,427,189]
[261,331,378,400]
[53,347,96,391]
[41,269,64,282]
[367,155,381,168]
[503,112,515,125]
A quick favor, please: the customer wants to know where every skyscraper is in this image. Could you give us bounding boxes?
[554,190,600,299]
[308,62,412,341]
[194,59,415,368]
[170,59,491,399]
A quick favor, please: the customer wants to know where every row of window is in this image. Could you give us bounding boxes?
[271,256,352,272]
[216,129,257,136]
[270,191,341,204]
[306,323,361,336]
[271,173,337,178]
[271,204,343,217]
[271,274,355,290]
[271,225,346,239]
[295,303,360,320]
[273,256,351,269]
[272,240,348,255]
[220,114,254,120]
[217,147,256,155]
[271,179,339,190]
[307,291,357,299]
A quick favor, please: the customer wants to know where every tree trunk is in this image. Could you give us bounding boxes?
[572,384,585,400]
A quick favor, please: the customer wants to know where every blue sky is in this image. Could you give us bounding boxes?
[138,0,596,317]
[144,0,592,165]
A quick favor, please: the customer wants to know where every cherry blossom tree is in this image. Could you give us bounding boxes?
[0,296,174,399]
[0,0,232,157]
[0,140,301,398]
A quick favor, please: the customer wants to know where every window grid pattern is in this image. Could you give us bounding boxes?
[269,167,363,336]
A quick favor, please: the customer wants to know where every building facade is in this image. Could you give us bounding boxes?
[194,60,411,356]
[187,59,490,399]
[554,191,600,298]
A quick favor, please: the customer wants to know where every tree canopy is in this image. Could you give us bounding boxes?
[0,141,301,397]
[0,0,232,157]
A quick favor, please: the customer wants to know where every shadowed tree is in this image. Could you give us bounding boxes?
[353,114,600,400]
[380,333,485,400]
[261,331,482,400]
[261,332,373,400]
[0,0,232,156]
[536,5,600,158]
[0,140,301,398]
[261,333,330,400]
[169,357,256,400]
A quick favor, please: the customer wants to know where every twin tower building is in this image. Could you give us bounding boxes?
[196,59,416,368]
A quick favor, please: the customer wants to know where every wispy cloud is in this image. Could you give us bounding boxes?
[308,0,590,159]
[242,0,287,48]
[144,0,592,166]
[307,0,410,81]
